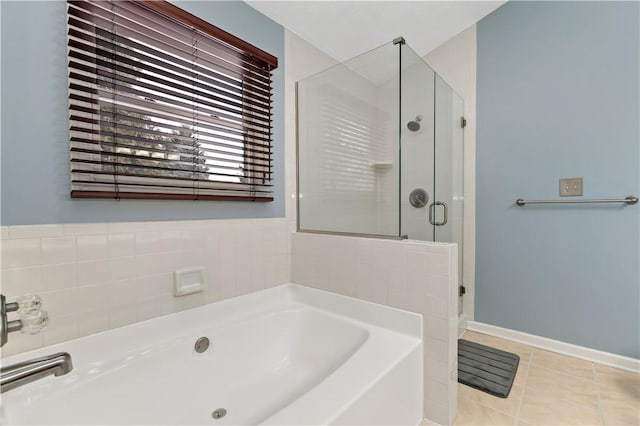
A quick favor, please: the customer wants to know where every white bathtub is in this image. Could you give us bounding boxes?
[1,284,423,425]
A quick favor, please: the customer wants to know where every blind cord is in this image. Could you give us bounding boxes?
[110,2,120,200]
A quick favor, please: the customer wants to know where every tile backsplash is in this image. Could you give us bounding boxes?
[291,232,459,426]
[1,222,458,425]
[0,218,291,357]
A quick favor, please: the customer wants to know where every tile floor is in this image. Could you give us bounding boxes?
[422,331,640,425]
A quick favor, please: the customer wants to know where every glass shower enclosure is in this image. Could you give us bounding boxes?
[296,38,464,307]
[297,38,464,244]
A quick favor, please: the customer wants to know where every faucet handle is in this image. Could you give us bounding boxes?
[18,309,49,334]
[12,295,43,315]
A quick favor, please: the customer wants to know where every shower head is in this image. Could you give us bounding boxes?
[407,115,422,132]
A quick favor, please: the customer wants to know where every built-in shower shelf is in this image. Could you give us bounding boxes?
[370,161,393,171]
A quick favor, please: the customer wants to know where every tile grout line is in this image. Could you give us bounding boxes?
[514,351,533,424]
[593,363,606,425]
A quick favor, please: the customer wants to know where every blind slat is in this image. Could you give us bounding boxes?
[68,2,272,83]
[70,138,272,163]
[71,191,273,202]
[66,39,272,108]
[66,23,273,97]
[69,122,272,152]
[70,147,273,172]
[69,79,271,130]
[70,99,272,142]
[68,69,271,124]
[70,156,271,181]
[69,91,273,135]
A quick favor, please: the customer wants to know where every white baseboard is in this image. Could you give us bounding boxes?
[466,321,640,374]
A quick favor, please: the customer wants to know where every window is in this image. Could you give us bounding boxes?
[67,0,277,201]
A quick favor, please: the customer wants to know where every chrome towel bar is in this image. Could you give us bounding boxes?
[516,196,638,206]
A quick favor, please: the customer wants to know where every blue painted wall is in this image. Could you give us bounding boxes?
[0,1,284,225]
[476,1,639,358]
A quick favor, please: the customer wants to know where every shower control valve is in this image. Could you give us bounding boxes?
[7,294,43,315]
[1,294,49,347]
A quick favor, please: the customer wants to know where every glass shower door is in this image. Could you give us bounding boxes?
[399,44,436,241]
[434,75,465,314]
[399,46,465,313]
[433,76,464,244]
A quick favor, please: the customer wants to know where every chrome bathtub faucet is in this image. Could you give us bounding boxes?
[0,293,69,393]
[1,352,73,393]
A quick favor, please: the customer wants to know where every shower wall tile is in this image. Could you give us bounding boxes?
[290,232,458,425]
[0,218,292,358]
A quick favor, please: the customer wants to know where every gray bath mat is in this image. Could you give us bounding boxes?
[458,339,520,398]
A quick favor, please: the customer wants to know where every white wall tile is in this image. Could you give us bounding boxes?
[425,273,449,300]
[180,229,206,252]
[42,263,77,292]
[108,302,138,329]
[107,222,146,234]
[203,281,222,305]
[426,358,450,385]
[217,261,238,300]
[43,313,78,346]
[425,315,448,341]
[425,336,448,364]
[108,279,138,308]
[425,378,448,407]
[108,233,135,258]
[137,294,173,322]
[136,231,161,256]
[78,284,111,311]
[77,309,109,337]
[427,252,450,276]
[76,235,108,261]
[1,266,43,298]
[136,273,172,300]
[41,288,78,317]
[173,250,207,272]
[388,288,426,314]
[77,260,109,286]
[424,400,449,426]
[426,295,447,319]
[1,238,41,268]
[159,230,181,253]
[63,223,108,236]
[41,237,76,265]
[108,256,137,281]
[0,331,43,357]
[9,224,63,239]
[171,291,203,312]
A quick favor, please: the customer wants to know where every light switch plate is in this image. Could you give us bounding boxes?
[559,178,583,197]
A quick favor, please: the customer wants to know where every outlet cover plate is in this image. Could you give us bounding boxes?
[559,178,583,197]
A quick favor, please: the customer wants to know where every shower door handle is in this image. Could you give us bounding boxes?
[428,201,448,226]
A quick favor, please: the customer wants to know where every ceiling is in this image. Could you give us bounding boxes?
[246,1,505,61]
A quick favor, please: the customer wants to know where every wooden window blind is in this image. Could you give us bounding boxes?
[67,0,277,201]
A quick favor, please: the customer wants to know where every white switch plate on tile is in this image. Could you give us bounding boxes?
[174,267,205,296]
[559,178,583,197]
